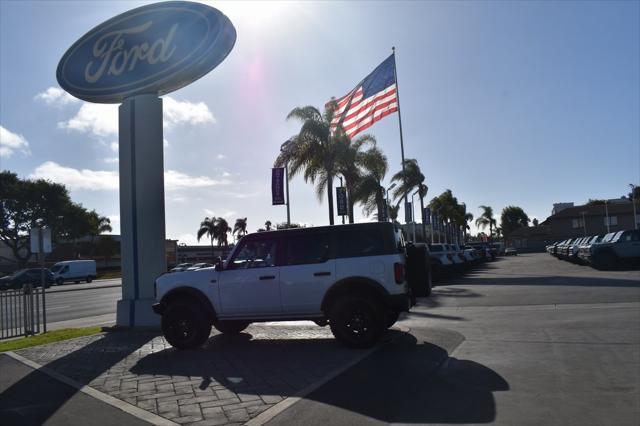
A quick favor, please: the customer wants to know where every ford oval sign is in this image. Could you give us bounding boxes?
[57,1,236,103]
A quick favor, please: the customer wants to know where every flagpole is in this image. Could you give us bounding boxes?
[392,47,409,222]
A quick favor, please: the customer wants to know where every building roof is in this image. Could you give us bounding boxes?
[542,200,634,223]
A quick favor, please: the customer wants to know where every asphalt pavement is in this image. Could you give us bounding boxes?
[266,253,640,426]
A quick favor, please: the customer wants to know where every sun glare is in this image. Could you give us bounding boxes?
[210,1,297,31]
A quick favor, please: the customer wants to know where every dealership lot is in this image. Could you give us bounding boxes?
[2,253,638,425]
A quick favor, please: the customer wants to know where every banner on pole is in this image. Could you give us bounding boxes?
[336,187,348,216]
[404,202,413,223]
[271,168,285,205]
[423,207,431,225]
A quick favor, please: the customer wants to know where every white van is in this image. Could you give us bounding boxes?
[50,260,97,285]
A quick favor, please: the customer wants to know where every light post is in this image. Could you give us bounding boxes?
[605,200,610,233]
[386,183,397,223]
[339,176,345,225]
[280,141,291,227]
[411,189,419,242]
[630,184,638,230]
[581,211,587,237]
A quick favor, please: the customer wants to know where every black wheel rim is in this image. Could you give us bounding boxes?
[168,315,195,342]
[345,307,373,340]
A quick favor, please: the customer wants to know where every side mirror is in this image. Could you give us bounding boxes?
[214,257,223,271]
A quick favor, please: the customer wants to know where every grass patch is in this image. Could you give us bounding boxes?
[0,327,102,352]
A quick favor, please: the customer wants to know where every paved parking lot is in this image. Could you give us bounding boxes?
[2,253,639,425]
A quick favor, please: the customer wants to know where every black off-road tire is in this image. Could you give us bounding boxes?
[55,278,64,286]
[86,276,92,283]
[329,296,384,348]
[161,300,211,349]
[213,320,250,334]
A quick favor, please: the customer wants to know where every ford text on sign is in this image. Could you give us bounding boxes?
[57,1,236,103]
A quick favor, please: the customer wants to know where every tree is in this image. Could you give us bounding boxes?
[275,103,348,225]
[95,235,118,268]
[264,220,272,231]
[500,206,530,241]
[390,159,426,227]
[475,205,497,241]
[276,222,302,229]
[388,204,399,223]
[0,171,98,266]
[197,217,217,260]
[335,134,378,223]
[532,218,539,227]
[352,146,389,221]
[87,213,112,256]
[233,218,248,241]
[215,218,230,247]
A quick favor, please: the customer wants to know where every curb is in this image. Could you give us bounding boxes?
[5,351,178,426]
[47,283,121,294]
[244,325,411,426]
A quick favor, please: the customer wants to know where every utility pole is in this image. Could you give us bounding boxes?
[631,184,638,230]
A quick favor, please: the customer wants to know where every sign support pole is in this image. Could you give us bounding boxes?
[39,229,47,333]
[116,95,166,327]
[285,164,291,227]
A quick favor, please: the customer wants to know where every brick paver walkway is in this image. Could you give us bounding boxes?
[17,324,366,425]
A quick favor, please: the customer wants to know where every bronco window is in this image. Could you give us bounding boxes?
[228,239,278,269]
[283,233,330,265]
[335,228,387,258]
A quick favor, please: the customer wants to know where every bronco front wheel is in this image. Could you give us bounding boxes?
[162,301,211,349]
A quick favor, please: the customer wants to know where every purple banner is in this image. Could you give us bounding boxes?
[272,168,285,205]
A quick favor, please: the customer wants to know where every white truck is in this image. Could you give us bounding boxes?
[50,260,97,285]
[153,223,415,349]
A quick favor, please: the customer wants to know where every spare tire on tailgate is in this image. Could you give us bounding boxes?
[405,243,432,297]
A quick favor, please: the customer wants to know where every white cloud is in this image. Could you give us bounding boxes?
[222,171,231,177]
[164,170,230,191]
[0,125,31,158]
[110,141,118,152]
[57,96,214,138]
[104,157,119,164]
[58,103,118,137]
[163,97,215,127]
[34,87,79,106]
[204,209,215,216]
[30,161,119,190]
[29,161,230,192]
[216,154,227,160]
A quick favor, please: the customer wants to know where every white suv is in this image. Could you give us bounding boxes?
[153,223,414,349]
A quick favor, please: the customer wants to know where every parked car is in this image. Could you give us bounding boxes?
[185,263,213,271]
[0,268,54,290]
[50,260,97,285]
[505,247,518,256]
[153,222,414,349]
[170,263,193,272]
[428,244,454,277]
[577,235,602,264]
[588,230,640,269]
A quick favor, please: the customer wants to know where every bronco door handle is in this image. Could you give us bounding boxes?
[259,275,276,280]
[313,272,331,276]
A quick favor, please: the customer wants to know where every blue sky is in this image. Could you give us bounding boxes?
[1,0,638,243]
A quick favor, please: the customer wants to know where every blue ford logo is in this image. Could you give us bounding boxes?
[57,1,236,103]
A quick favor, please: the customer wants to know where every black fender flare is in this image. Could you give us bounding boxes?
[320,277,390,314]
[160,286,217,321]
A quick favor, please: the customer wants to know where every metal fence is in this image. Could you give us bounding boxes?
[0,285,46,340]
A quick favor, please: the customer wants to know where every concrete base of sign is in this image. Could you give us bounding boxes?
[116,299,160,327]
[116,95,166,328]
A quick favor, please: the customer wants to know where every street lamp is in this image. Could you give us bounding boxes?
[385,183,397,223]
[630,184,638,230]
[411,188,420,242]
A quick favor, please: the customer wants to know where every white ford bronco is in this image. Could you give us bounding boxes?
[153,222,414,349]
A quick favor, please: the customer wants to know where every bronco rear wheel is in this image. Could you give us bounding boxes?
[162,300,211,349]
[329,296,384,348]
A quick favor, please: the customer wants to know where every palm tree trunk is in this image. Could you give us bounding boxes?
[327,176,335,225]
[376,187,384,222]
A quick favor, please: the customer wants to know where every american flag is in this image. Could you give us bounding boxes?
[328,54,398,139]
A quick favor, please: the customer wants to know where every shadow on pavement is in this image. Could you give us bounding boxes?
[267,330,508,425]
[454,275,640,288]
[0,332,156,426]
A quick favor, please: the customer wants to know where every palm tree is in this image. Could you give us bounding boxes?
[215,217,230,248]
[197,217,217,259]
[275,103,348,225]
[232,218,248,241]
[336,134,377,223]
[352,146,389,221]
[388,204,400,223]
[390,159,426,225]
[475,205,497,241]
[264,220,272,231]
